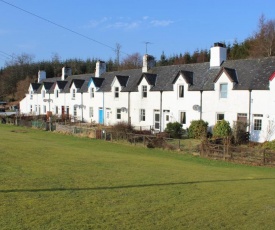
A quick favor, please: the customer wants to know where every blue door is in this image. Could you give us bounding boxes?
[99,109,103,124]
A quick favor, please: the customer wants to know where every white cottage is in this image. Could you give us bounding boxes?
[19,43,275,142]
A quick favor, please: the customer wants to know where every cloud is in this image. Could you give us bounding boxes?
[150,20,174,27]
[83,17,109,28]
[107,21,140,30]
[83,16,174,30]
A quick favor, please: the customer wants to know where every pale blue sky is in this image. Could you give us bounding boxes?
[0,0,274,68]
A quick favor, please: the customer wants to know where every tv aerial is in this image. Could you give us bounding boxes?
[143,41,153,54]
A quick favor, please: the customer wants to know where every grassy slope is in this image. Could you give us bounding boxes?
[0,125,275,229]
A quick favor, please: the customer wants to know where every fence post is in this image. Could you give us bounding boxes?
[178,139,180,150]
[263,149,266,165]
[143,135,145,146]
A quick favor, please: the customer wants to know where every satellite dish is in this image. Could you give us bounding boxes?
[121,107,127,112]
[193,105,200,111]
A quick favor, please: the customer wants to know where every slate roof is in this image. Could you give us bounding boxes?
[90,77,105,88]
[31,56,275,95]
[116,75,129,87]
[31,83,41,92]
[137,73,157,86]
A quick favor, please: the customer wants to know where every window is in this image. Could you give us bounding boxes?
[89,107,94,117]
[220,83,228,98]
[253,114,263,131]
[116,108,121,119]
[142,86,147,98]
[55,90,59,98]
[43,105,46,113]
[30,105,32,112]
[114,87,119,98]
[55,106,58,114]
[166,115,169,122]
[35,105,37,112]
[217,113,225,122]
[178,85,184,98]
[140,109,146,121]
[107,112,110,119]
[180,111,186,124]
[74,106,77,116]
[90,88,95,98]
[72,89,76,99]
[30,91,33,100]
[42,90,46,98]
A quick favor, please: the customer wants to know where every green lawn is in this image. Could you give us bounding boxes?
[0,124,275,229]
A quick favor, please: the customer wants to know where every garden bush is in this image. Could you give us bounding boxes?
[165,122,183,138]
[188,120,208,139]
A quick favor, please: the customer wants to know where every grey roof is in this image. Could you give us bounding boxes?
[116,75,129,87]
[98,69,142,92]
[31,83,41,92]
[90,77,105,88]
[137,73,157,86]
[31,56,275,95]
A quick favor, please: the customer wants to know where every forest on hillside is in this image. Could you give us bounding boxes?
[0,15,274,102]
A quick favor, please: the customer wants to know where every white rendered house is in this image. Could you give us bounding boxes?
[19,43,275,142]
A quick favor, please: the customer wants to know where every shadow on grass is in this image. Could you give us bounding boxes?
[0,178,275,193]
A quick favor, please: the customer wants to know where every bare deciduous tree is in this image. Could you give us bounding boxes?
[249,15,275,57]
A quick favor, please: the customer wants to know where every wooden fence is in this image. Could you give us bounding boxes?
[200,141,275,166]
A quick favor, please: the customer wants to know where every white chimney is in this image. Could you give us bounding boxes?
[142,54,155,73]
[95,61,106,77]
[210,42,227,68]
[38,70,46,83]
[61,67,72,81]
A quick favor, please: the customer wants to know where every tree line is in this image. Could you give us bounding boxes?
[0,15,274,102]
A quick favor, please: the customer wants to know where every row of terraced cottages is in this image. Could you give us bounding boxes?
[20,43,275,142]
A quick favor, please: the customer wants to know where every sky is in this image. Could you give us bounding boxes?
[0,0,275,69]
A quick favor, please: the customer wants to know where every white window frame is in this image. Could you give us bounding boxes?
[220,83,228,99]
[179,111,186,124]
[42,90,46,98]
[55,89,59,98]
[90,88,95,98]
[55,106,58,114]
[114,87,119,98]
[43,105,46,113]
[178,85,184,98]
[30,105,32,113]
[72,89,76,100]
[73,106,77,116]
[142,86,147,98]
[116,108,121,119]
[140,109,146,121]
[89,107,94,117]
[30,91,33,100]
[217,113,225,122]
[253,114,263,131]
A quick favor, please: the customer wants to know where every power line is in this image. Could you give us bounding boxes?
[0,50,13,59]
[0,0,130,57]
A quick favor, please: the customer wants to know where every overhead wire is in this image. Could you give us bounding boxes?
[0,0,130,56]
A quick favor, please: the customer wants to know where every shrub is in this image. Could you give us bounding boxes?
[112,121,134,134]
[188,120,208,139]
[213,120,232,138]
[165,122,183,138]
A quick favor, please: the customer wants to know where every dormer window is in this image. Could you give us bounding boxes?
[220,83,228,98]
[55,89,59,98]
[142,86,147,98]
[178,85,184,98]
[114,87,119,98]
[72,89,76,99]
[42,90,46,98]
[90,88,95,98]
[30,90,33,100]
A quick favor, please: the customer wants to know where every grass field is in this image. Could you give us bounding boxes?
[0,124,275,229]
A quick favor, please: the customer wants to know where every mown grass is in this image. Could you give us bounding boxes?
[0,124,275,229]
